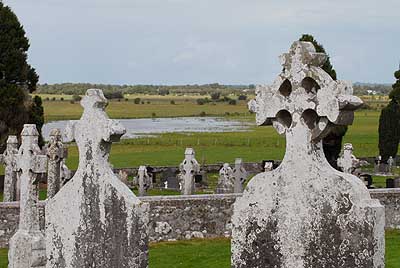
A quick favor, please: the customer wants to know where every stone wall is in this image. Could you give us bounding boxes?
[0,189,399,248]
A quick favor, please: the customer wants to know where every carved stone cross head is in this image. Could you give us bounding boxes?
[184,148,196,161]
[249,41,363,150]
[1,135,18,165]
[65,89,126,166]
[47,128,66,162]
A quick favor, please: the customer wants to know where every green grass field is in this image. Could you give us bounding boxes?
[1,230,399,268]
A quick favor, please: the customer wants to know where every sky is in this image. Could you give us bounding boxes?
[3,0,400,85]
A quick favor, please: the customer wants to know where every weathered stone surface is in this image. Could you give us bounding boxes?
[59,159,72,186]
[138,166,152,197]
[1,136,19,202]
[45,89,149,268]
[234,41,385,267]
[216,163,234,194]
[178,148,200,195]
[45,129,66,198]
[8,124,47,268]
[232,159,248,193]
[337,143,368,174]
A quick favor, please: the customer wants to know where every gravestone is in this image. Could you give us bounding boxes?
[8,124,47,268]
[161,168,179,190]
[178,148,200,195]
[45,129,67,198]
[118,169,130,186]
[233,41,384,267]
[0,136,19,202]
[337,143,368,175]
[59,159,72,186]
[45,89,149,268]
[232,158,248,193]
[138,166,152,196]
[264,161,274,172]
[216,163,234,194]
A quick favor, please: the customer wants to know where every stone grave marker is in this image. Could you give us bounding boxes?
[0,135,19,202]
[232,158,248,193]
[45,89,149,268]
[138,166,152,196]
[161,168,179,190]
[178,148,200,195]
[8,124,47,268]
[59,159,72,186]
[232,41,385,267]
[337,143,368,175]
[216,163,234,194]
[45,128,67,198]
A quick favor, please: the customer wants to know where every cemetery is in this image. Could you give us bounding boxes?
[1,1,400,267]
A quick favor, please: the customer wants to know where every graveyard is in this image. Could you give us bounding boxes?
[1,1,400,268]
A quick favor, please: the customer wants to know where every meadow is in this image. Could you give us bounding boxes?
[1,230,399,268]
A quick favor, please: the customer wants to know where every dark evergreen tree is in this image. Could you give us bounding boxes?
[0,2,44,150]
[299,34,344,168]
[379,68,400,161]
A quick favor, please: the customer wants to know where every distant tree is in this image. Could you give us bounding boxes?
[72,94,82,102]
[196,98,206,105]
[228,99,237,105]
[299,34,343,168]
[158,88,170,96]
[134,98,141,104]
[238,95,247,101]
[379,68,400,161]
[170,100,175,105]
[210,92,220,101]
[0,3,43,150]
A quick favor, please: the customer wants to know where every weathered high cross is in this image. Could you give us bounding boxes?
[0,135,19,202]
[232,41,385,267]
[232,158,247,193]
[179,148,200,195]
[8,124,47,268]
[45,89,149,268]
[45,128,67,198]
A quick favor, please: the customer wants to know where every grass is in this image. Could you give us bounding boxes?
[1,230,399,268]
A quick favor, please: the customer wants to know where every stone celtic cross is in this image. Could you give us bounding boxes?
[8,124,47,268]
[0,135,19,202]
[232,41,385,268]
[45,128,67,198]
[46,89,149,268]
[232,158,247,193]
[179,148,200,195]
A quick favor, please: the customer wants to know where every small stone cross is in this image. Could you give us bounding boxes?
[216,163,234,194]
[0,135,19,201]
[46,128,67,198]
[138,166,151,196]
[179,148,200,195]
[232,158,247,193]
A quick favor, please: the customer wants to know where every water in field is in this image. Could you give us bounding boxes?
[42,117,253,141]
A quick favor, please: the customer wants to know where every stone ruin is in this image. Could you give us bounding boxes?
[178,148,200,195]
[0,135,19,202]
[337,143,368,175]
[138,165,152,196]
[8,124,47,268]
[216,163,234,194]
[45,89,149,268]
[45,128,67,199]
[233,41,385,267]
[232,158,247,193]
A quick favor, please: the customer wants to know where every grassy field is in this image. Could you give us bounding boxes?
[1,230,399,268]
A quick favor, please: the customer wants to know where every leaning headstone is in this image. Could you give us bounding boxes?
[232,158,247,193]
[0,135,19,202]
[233,41,384,267]
[8,124,47,268]
[45,89,149,268]
[138,166,152,196]
[178,148,200,195]
[215,163,234,194]
[45,128,67,198]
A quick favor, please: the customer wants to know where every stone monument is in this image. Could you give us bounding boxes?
[138,166,152,196]
[232,158,247,193]
[8,124,47,268]
[45,128,67,198]
[59,159,72,186]
[232,41,385,267]
[45,89,149,268]
[0,135,19,202]
[216,163,234,194]
[178,148,200,195]
[337,143,368,175]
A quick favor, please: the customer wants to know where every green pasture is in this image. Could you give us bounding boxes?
[1,230,399,268]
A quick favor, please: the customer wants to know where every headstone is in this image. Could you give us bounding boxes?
[232,158,248,193]
[215,163,234,194]
[233,41,384,267]
[162,168,179,189]
[138,166,151,196]
[45,129,67,198]
[8,124,47,268]
[0,135,19,202]
[45,89,149,268]
[118,169,130,186]
[264,161,273,172]
[337,143,368,175]
[388,156,395,174]
[178,148,200,195]
[59,159,72,186]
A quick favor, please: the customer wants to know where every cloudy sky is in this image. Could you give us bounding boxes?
[3,0,400,85]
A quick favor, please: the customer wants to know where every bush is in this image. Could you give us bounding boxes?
[52,97,56,101]
[238,95,247,101]
[210,92,220,100]
[60,97,64,101]
[134,98,141,104]
[196,99,206,105]
[170,100,175,105]
[70,100,75,104]
[104,91,124,99]
[229,100,237,105]
[141,101,145,104]
[72,95,82,102]
[147,101,150,104]
[199,111,206,117]
[125,98,129,101]
[45,97,49,101]
[151,112,156,117]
